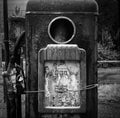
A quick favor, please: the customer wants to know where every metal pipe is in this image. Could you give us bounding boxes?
[3,0,9,70]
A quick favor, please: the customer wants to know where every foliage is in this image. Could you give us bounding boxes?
[98,84,120,103]
[96,0,120,51]
[98,43,120,60]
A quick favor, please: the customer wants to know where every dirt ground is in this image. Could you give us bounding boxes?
[0,67,120,118]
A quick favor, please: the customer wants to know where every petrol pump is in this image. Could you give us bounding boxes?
[25,0,98,118]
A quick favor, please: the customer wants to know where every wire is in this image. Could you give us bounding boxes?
[24,84,98,94]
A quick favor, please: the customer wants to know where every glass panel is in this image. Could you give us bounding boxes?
[44,61,80,109]
[48,16,76,44]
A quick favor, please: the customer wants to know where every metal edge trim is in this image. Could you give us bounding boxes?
[26,11,99,15]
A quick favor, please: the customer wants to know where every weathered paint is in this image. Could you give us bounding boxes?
[25,14,97,118]
[26,0,98,14]
[45,61,81,108]
[38,45,86,115]
[25,0,98,118]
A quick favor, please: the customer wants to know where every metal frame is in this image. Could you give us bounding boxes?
[38,44,86,114]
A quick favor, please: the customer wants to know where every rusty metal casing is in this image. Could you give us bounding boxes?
[25,0,98,118]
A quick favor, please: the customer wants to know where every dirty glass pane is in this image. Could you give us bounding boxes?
[44,61,80,109]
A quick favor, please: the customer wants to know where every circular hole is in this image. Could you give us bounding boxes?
[48,16,76,43]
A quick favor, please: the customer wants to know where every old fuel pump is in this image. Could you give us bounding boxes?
[25,0,98,118]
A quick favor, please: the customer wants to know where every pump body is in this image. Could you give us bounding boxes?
[25,0,98,118]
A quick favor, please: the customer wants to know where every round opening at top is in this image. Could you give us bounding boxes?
[48,16,76,44]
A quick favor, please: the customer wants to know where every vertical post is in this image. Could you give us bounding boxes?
[3,0,9,69]
[0,35,2,74]
[3,1,11,118]
[16,49,22,118]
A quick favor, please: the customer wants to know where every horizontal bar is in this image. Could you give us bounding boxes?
[98,60,120,63]
[26,11,99,15]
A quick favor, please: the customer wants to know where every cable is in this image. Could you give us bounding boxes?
[24,84,98,94]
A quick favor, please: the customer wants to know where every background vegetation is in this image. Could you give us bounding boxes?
[96,0,119,60]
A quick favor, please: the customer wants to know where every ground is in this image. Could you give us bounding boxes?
[0,67,120,118]
[98,68,120,118]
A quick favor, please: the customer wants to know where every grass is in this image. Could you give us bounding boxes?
[98,84,120,103]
